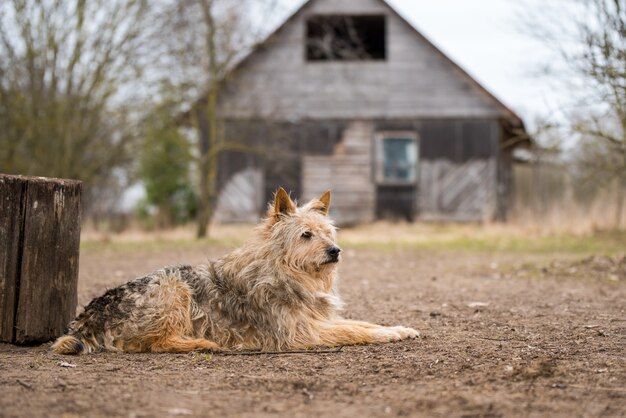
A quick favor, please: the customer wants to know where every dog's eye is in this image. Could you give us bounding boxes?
[301,231,313,239]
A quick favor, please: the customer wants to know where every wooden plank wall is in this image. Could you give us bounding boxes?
[302,121,375,224]
[418,159,497,222]
[215,119,506,223]
[213,168,265,223]
[216,119,344,221]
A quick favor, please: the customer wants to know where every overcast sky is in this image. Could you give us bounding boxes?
[280,0,566,129]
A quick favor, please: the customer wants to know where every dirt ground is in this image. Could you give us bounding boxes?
[1,239,625,417]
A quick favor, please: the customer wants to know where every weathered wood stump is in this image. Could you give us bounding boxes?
[0,174,81,344]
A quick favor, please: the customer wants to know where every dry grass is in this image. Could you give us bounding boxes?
[512,164,626,234]
[81,223,252,245]
[81,221,626,255]
[510,197,626,235]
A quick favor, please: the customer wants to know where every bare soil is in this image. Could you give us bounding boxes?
[1,244,624,418]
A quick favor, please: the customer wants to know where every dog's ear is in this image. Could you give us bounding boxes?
[272,187,296,217]
[317,190,331,216]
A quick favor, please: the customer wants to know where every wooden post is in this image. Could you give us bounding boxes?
[0,174,81,344]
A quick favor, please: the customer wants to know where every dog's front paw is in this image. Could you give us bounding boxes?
[389,325,419,339]
[374,326,419,342]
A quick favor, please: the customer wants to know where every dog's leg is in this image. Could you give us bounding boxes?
[315,322,418,347]
[334,319,419,337]
[138,276,221,353]
[333,319,384,329]
[151,336,220,353]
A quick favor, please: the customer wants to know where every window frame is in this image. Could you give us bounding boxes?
[374,131,419,185]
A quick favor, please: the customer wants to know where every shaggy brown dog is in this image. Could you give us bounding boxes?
[52,188,418,354]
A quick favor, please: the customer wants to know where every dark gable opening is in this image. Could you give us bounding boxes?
[306,15,386,61]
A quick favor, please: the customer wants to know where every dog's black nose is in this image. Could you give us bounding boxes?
[327,246,341,257]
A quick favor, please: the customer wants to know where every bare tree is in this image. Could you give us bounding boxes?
[0,0,153,212]
[157,0,280,238]
[522,0,626,226]
[573,0,626,226]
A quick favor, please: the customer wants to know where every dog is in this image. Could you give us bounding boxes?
[52,188,418,354]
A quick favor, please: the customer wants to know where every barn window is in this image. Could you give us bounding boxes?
[306,15,386,61]
[375,132,418,184]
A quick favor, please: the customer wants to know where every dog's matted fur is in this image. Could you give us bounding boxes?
[52,188,418,354]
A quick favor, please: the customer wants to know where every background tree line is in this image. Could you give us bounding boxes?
[0,0,277,236]
[0,0,624,234]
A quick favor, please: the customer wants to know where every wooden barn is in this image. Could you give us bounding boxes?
[203,0,530,224]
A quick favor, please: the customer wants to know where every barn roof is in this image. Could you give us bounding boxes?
[225,0,525,129]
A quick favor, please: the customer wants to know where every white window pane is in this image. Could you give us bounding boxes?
[383,138,415,182]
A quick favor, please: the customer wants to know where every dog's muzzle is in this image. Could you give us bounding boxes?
[324,246,341,264]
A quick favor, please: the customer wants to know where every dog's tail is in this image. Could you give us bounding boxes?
[52,327,100,355]
[51,335,86,355]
